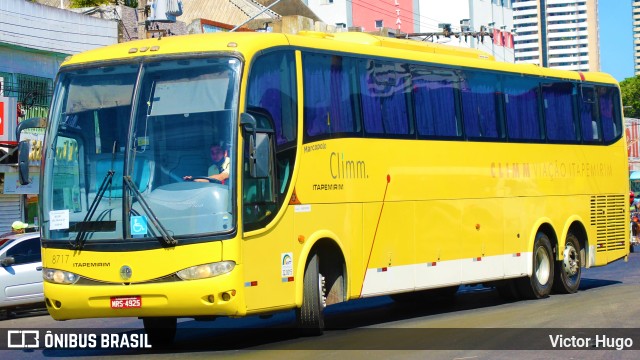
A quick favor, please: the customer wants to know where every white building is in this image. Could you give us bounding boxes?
[303,0,351,29]
[0,0,118,232]
[304,0,515,63]
[416,0,515,63]
[513,0,599,71]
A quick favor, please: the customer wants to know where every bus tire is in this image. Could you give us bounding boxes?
[142,317,177,346]
[517,232,554,299]
[552,233,581,294]
[295,252,325,335]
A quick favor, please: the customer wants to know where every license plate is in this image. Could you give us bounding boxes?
[110,296,141,309]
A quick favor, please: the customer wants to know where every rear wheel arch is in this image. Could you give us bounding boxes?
[295,236,347,334]
[518,225,556,299]
[536,223,558,259]
[295,234,348,307]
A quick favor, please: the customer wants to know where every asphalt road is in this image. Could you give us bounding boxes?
[2,248,640,359]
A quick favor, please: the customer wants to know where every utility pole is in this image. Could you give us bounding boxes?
[137,0,148,40]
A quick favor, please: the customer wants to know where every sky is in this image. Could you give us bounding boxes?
[598,0,635,82]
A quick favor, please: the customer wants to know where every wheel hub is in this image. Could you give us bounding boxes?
[563,245,579,277]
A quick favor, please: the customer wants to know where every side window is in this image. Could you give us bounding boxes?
[302,53,360,139]
[460,70,503,140]
[247,51,297,147]
[359,59,413,136]
[412,65,461,138]
[504,76,542,141]
[245,51,298,231]
[579,86,600,143]
[542,82,578,142]
[598,86,623,143]
[6,238,41,265]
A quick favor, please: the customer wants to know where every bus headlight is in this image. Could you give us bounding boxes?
[43,268,80,284]
[176,261,235,280]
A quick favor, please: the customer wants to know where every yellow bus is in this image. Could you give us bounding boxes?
[16,31,628,344]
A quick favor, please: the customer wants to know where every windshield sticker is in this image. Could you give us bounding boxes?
[281,252,293,277]
[49,209,70,230]
[130,216,148,236]
[137,136,149,147]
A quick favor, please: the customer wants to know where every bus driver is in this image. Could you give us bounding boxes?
[183,143,230,184]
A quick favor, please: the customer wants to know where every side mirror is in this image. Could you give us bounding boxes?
[18,141,30,185]
[241,112,270,178]
[0,256,15,267]
[15,117,47,186]
[251,133,270,178]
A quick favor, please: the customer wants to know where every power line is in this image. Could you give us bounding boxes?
[0,20,117,39]
[0,29,111,49]
[0,8,116,30]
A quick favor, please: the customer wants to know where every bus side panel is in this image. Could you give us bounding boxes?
[360,201,415,297]
[291,203,360,301]
[242,206,295,313]
[503,197,532,277]
[414,200,462,289]
[460,198,505,283]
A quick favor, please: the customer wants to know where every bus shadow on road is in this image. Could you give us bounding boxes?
[578,278,621,291]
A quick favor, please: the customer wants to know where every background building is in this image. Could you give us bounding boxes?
[303,0,418,33]
[0,0,117,232]
[304,0,514,62]
[634,0,640,75]
[415,0,515,63]
[513,0,599,71]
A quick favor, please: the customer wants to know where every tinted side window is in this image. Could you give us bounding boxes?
[579,86,601,143]
[247,51,297,147]
[599,86,622,143]
[302,53,359,138]
[542,82,578,142]
[6,238,41,265]
[460,71,503,140]
[504,76,542,141]
[359,59,413,136]
[412,66,461,138]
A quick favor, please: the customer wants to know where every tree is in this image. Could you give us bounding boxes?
[620,76,640,118]
[70,0,112,7]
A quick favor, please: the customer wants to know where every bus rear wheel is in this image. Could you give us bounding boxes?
[295,252,326,335]
[517,232,554,299]
[552,233,581,294]
[142,317,177,346]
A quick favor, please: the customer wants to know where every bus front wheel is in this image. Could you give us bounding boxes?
[552,233,581,294]
[295,252,326,335]
[517,232,554,299]
[142,317,177,346]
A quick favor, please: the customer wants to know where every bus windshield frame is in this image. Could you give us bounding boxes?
[41,55,242,248]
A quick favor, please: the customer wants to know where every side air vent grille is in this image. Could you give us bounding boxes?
[590,195,626,252]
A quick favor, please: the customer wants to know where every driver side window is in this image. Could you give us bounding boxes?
[244,50,298,231]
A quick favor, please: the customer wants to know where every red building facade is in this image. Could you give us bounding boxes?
[350,0,415,33]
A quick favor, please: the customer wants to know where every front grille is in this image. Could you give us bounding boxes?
[74,273,182,285]
[590,194,626,252]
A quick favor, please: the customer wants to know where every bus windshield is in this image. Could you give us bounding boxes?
[42,56,241,244]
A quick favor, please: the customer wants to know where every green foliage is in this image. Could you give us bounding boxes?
[621,76,640,119]
[69,0,138,8]
[69,0,112,8]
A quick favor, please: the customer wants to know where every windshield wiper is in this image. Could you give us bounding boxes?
[123,175,177,246]
[73,170,114,249]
